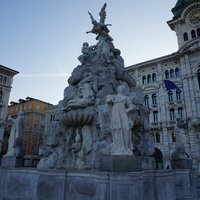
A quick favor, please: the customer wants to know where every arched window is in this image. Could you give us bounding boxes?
[198,69,200,89]
[168,90,173,102]
[183,32,188,41]
[144,95,149,106]
[191,30,196,38]
[178,107,183,118]
[197,28,200,37]
[170,69,174,78]
[155,132,161,143]
[176,89,181,101]
[0,90,3,100]
[170,108,175,121]
[153,111,158,122]
[142,76,146,84]
[171,132,176,142]
[165,70,169,79]
[147,74,151,83]
[152,73,156,82]
[175,68,180,77]
[152,93,157,105]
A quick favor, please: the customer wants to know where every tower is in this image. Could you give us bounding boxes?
[168,0,200,51]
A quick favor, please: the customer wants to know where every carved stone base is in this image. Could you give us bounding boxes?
[171,158,193,170]
[1,156,24,168]
[0,168,197,200]
[96,155,155,172]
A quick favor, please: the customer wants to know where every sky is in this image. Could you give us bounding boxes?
[0,0,178,105]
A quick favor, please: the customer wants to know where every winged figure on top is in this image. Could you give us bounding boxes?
[87,3,113,41]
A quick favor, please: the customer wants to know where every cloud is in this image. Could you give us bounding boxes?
[17,73,71,78]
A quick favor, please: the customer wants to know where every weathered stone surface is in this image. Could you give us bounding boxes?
[1,156,24,167]
[155,170,176,200]
[0,168,199,200]
[97,155,141,172]
[37,171,65,200]
[174,170,193,200]
[172,158,193,169]
[0,169,38,200]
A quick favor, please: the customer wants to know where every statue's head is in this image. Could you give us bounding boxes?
[117,85,126,94]
[83,42,89,47]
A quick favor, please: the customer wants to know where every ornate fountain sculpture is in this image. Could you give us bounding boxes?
[38,3,155,171]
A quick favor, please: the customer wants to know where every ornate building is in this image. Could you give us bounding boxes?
[3,97,52,160]
[0,65,18,158]
[126,0,200,172]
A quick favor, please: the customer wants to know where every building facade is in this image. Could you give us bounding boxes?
[126,0,200,172]
[0,65,18,158]
[3,97,53,158]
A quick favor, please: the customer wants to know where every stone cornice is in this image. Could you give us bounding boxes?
[126,46,200,72]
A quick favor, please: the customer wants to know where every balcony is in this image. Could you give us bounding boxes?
[150,122,162,130]
[167,120,176,127]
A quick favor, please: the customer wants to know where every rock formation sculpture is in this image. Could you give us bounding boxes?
[38,3,155,170]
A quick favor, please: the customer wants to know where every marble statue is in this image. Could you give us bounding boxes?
[106,85,136,155]
[171,118,190,159]
[37,120,66,169]
[4,111,25,157]
[38,3,155,171]
[86,3,113,41]
[94,35,113,64]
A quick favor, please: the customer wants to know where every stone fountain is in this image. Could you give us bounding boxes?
[37,3,155,171]
[0,3,198,200]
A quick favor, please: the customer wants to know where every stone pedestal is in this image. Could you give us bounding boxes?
[96,155,155,172]
[0,168,198,200]
[1,156,24,168]
[171,158,193,170]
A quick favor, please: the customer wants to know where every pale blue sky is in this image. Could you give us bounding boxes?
[0,0,177,105]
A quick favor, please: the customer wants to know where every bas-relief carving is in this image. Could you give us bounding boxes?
[6,173,37,199]
[38,3,155,170]
[67,178,97,200]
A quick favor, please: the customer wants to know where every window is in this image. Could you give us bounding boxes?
[152,93,157,105]
[175,68,180,77]
[178,107,183,118]
[168,90,173,102]
[0,75,3,83]
[170,108,175,121]
[0,90,3,100]
[191,30,196,38]
[147,74,151,83]
[183,32,188,41]
[198,69,200,89]
[144,95,149,106]
[153,111,158,122]
[152,73,156,82]
[155,132,161,143]
[142,76,146,84]
[171,132,176,142]
[50,114,56,121]
[170,69,174,78]
[176,89,181,101]
[3,77,7,84]
[36,104,40,110]
[197,28,200,37]
[165,70,169,79]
